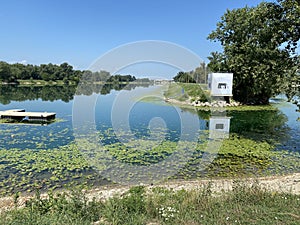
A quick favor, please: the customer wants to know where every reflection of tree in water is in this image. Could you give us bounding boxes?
[0,85,77,104]
[181,106,289,145]
[173,108,293,179]
[0,83,152,104]
[228,110,289,144]
[75,83,151,96]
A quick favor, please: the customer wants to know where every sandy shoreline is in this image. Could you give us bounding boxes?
[87,173,300,201]
[1,173,299,214]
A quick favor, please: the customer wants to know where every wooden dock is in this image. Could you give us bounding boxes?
[0,109,56,122]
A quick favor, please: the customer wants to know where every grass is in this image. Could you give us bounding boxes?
[164,83,210,102]
[1,184,299,225]
[163,83,282,112]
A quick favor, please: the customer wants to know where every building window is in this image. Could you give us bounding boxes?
[218,83,227,89]
[215,124,224,129]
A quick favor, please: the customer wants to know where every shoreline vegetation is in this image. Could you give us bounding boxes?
[163,83,266,109]
[1,79,154,86]
[163,83,298,114]
[0,173,299,224]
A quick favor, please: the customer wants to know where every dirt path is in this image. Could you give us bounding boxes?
[1,173,300,214]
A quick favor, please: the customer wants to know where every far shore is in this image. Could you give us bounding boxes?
[0,80,154,86]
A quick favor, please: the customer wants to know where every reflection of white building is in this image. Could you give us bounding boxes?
[208,73,233,97]
[209,116,230,139]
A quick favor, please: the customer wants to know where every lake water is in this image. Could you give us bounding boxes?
[0,84,299,192]
[0,84,299,151]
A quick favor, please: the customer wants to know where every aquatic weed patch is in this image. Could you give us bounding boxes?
[0,144,95,195]
[0,131,299,196]
[0,123,73,149]
[107,140,178,165]
[174,133,300,179]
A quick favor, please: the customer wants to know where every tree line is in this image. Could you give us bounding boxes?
[0,61,150,84]
[173,62,210,83]
[0,62,81,83]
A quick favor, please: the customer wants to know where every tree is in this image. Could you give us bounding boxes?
[207,0,300,104]
[173,71,196,83]
[207,52,228,73]
[191,62,209,83]
[0,61,14,83]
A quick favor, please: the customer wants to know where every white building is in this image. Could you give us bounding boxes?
[208,73,233,97]
[209,116,230,139]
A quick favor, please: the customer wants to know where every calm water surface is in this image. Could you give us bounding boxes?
[0,84,299,192]
[0,84,299,152]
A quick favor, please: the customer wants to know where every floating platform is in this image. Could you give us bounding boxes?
[0,109,56,122]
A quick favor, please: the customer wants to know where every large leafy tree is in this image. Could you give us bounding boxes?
[208,0,300,104]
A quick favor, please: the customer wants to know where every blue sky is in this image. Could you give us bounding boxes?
[0,0,268,75]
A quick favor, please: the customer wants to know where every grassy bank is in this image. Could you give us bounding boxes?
[1,184,299,225]
[164,83,209,102]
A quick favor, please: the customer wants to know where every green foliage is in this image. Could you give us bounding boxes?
[0,144,94,195]
[107,74,136,83]
[208,1,300,104]
[103,186,146,224]
[180,83,209,102]
[26,189,101,222]
[100,186,147,225]
[173,71,196,83]
[173,62,210,84]
[192,62,210,83]
[207,52,228,73]
[0,61,141,85]
[1,185,300,225]
[107,140,177,165]
[228,108,289,144]
[9,62,81,82]
[0,61,16,83]
[1,190,102,225]
[173,63,210,84]
[164,83,209,102]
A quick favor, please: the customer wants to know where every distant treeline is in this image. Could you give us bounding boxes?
[0,61,151,84]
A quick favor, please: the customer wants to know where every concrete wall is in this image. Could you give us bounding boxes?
[208,73,233,96]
